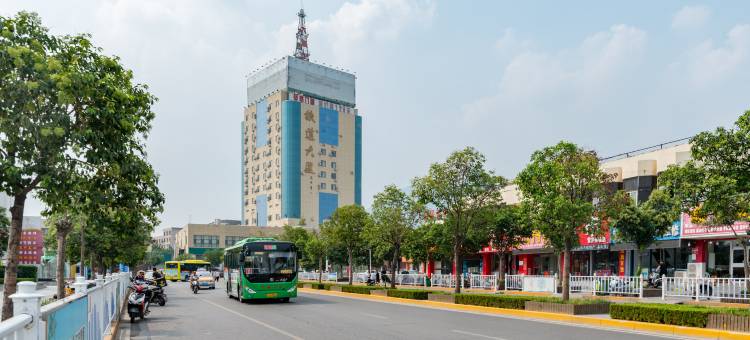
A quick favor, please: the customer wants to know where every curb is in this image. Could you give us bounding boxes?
[299,288,748,340]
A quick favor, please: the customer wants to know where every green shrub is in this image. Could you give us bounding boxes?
[455,294,547,310]
[387,289,429,300]
[610,304,716,328]
[0,266,38,281]
[340,285,381,294]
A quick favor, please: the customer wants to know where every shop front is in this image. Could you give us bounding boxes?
[610,220,689,277]
[681,213,750,278]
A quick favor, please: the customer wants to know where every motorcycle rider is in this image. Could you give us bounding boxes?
[189,271,199,290]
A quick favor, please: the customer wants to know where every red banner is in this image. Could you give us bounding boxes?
[681,213,750,238]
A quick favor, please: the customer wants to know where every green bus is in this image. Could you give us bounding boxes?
[224,237,298,302]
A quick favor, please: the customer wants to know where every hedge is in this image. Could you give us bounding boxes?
[297,282,335,290]
[0,266,38,281]
[609,304,750,328]
[340,285,382,295]
[455,294,546,310]
[387,289,429,300]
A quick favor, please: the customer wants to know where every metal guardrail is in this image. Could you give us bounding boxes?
[395,274,426,286]
[663,277,750,301]
[431,274,457,288]
[569,275,643,297]
[299,272,337,282]
[504,274,556,293]
[504,274,524,290]
[0,314,33,339]
[469,274,498,290]
[0,272,130,340]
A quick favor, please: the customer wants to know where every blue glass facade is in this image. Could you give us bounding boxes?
[319,107,339,146]
[255,98,268,148]
[319,193,338,224]
[355,115,362,205]
[256,194,267,226]
[281,101,301,219]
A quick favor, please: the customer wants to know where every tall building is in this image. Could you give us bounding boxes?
[242,8,362,228]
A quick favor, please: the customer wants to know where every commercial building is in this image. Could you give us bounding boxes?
[173,223,284,259]
[242,8,362,228]
[153,227,182,250]
[19,216,46,265]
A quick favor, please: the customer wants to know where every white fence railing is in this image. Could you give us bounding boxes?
[430,274,457,288]
[504,274,556,293]
[469,274,498,290]
[662,277,750,301]
[299,272,337,282]
[0,272,130,340]
[569,275,642,297]
[395,273,426,286]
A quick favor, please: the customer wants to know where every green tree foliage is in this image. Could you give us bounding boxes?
[320,205,371,285]
[304,230,328,283]
[659,110,750,278]
[280,225,311,266]
[203,248,224,267]
[516,141,613,300]
[144,246,173,267]
[610,190,677,252]
[366,185,423,288]
[175,253,193,261]
[474,203,533,279]
[0,12,162,317]
[412,147,506,293]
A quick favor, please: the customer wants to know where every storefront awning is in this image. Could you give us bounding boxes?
[610,239,681,251]
[512,247,555,255]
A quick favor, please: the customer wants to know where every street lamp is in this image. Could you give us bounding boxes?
[368,248,372,273]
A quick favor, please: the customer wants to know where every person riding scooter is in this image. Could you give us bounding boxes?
[189,271,200,294]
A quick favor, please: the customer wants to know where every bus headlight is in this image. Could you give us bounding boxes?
[245,287,256,294]
[287,286,297,293]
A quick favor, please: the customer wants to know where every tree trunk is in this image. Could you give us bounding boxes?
[498,252,506,281]
[347,250,353,285]
[454,242,462,294]
[2,194,26,320]
[390,246,400,289]
[79,227,85,278]
[55,217,73,301]
[318,257,323,284]
[562,246,571,301]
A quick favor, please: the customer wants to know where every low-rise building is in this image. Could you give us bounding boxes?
[153,227,182,250]
[173,223,284,259]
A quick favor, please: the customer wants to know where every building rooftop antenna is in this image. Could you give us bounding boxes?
[294,3,310,61]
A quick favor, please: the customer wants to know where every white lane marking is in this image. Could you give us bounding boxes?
[361,312,387,319]
[202,299,304,340]
[452,329,507,340]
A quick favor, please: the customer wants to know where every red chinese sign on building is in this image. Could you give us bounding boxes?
[680,213,750,239]
[519,231,546,250]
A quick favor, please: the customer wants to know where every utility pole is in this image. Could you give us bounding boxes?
[368,248,372,273]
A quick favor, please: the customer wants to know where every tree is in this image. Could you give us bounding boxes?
[658,110,750,279]
[0,12,161,318]
[204,248,225,267]
[609,190,677,273]
[43,213,82,299]
[474,203,532,282]
[280,225,310,266]
[305,230,328,283]
[175,253,193,261]
[412,147,506,293]
[144,245,173,266]
[366,185,423,288]
[321,205,371,285]
[516,141,613,301]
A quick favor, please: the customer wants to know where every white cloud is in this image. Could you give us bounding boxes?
[463,25,647,124]
[672,6,711,30]
[676,24,750,86]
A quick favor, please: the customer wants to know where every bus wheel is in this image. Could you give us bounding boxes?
[281,298,290,303]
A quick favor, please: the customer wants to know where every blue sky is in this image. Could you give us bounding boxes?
[2,1,749,231]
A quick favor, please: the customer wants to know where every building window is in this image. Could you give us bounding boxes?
[331,162,337,169]
[193,235,219,248]
[330,150,337,157]
[225,236,242,247]
[320,183,327,190]
[319,171,327,178]
[319,160,326,167]
[331,172,337,180]
[320,148,326,155]
[331,184,338,191]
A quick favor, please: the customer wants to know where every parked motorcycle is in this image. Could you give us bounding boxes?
[148,280,168,306]
[128,282,153,323]
[647,272,662,288]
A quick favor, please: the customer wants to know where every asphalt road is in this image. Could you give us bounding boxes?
[125,281,691,340]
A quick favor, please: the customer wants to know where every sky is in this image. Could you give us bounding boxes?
[2,1,750,233]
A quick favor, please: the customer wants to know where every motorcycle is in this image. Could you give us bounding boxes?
[148,280,168,306]
[128,282,153,323]
[191,279,199,294]
[648,272,663,288]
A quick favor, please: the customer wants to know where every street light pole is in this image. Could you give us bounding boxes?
[369,248,372,273]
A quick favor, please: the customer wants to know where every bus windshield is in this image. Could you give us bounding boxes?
[181,263,209,273]
[166,263,178,269]
[243,244,296,283]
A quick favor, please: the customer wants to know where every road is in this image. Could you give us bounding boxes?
[125,281,690,340]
